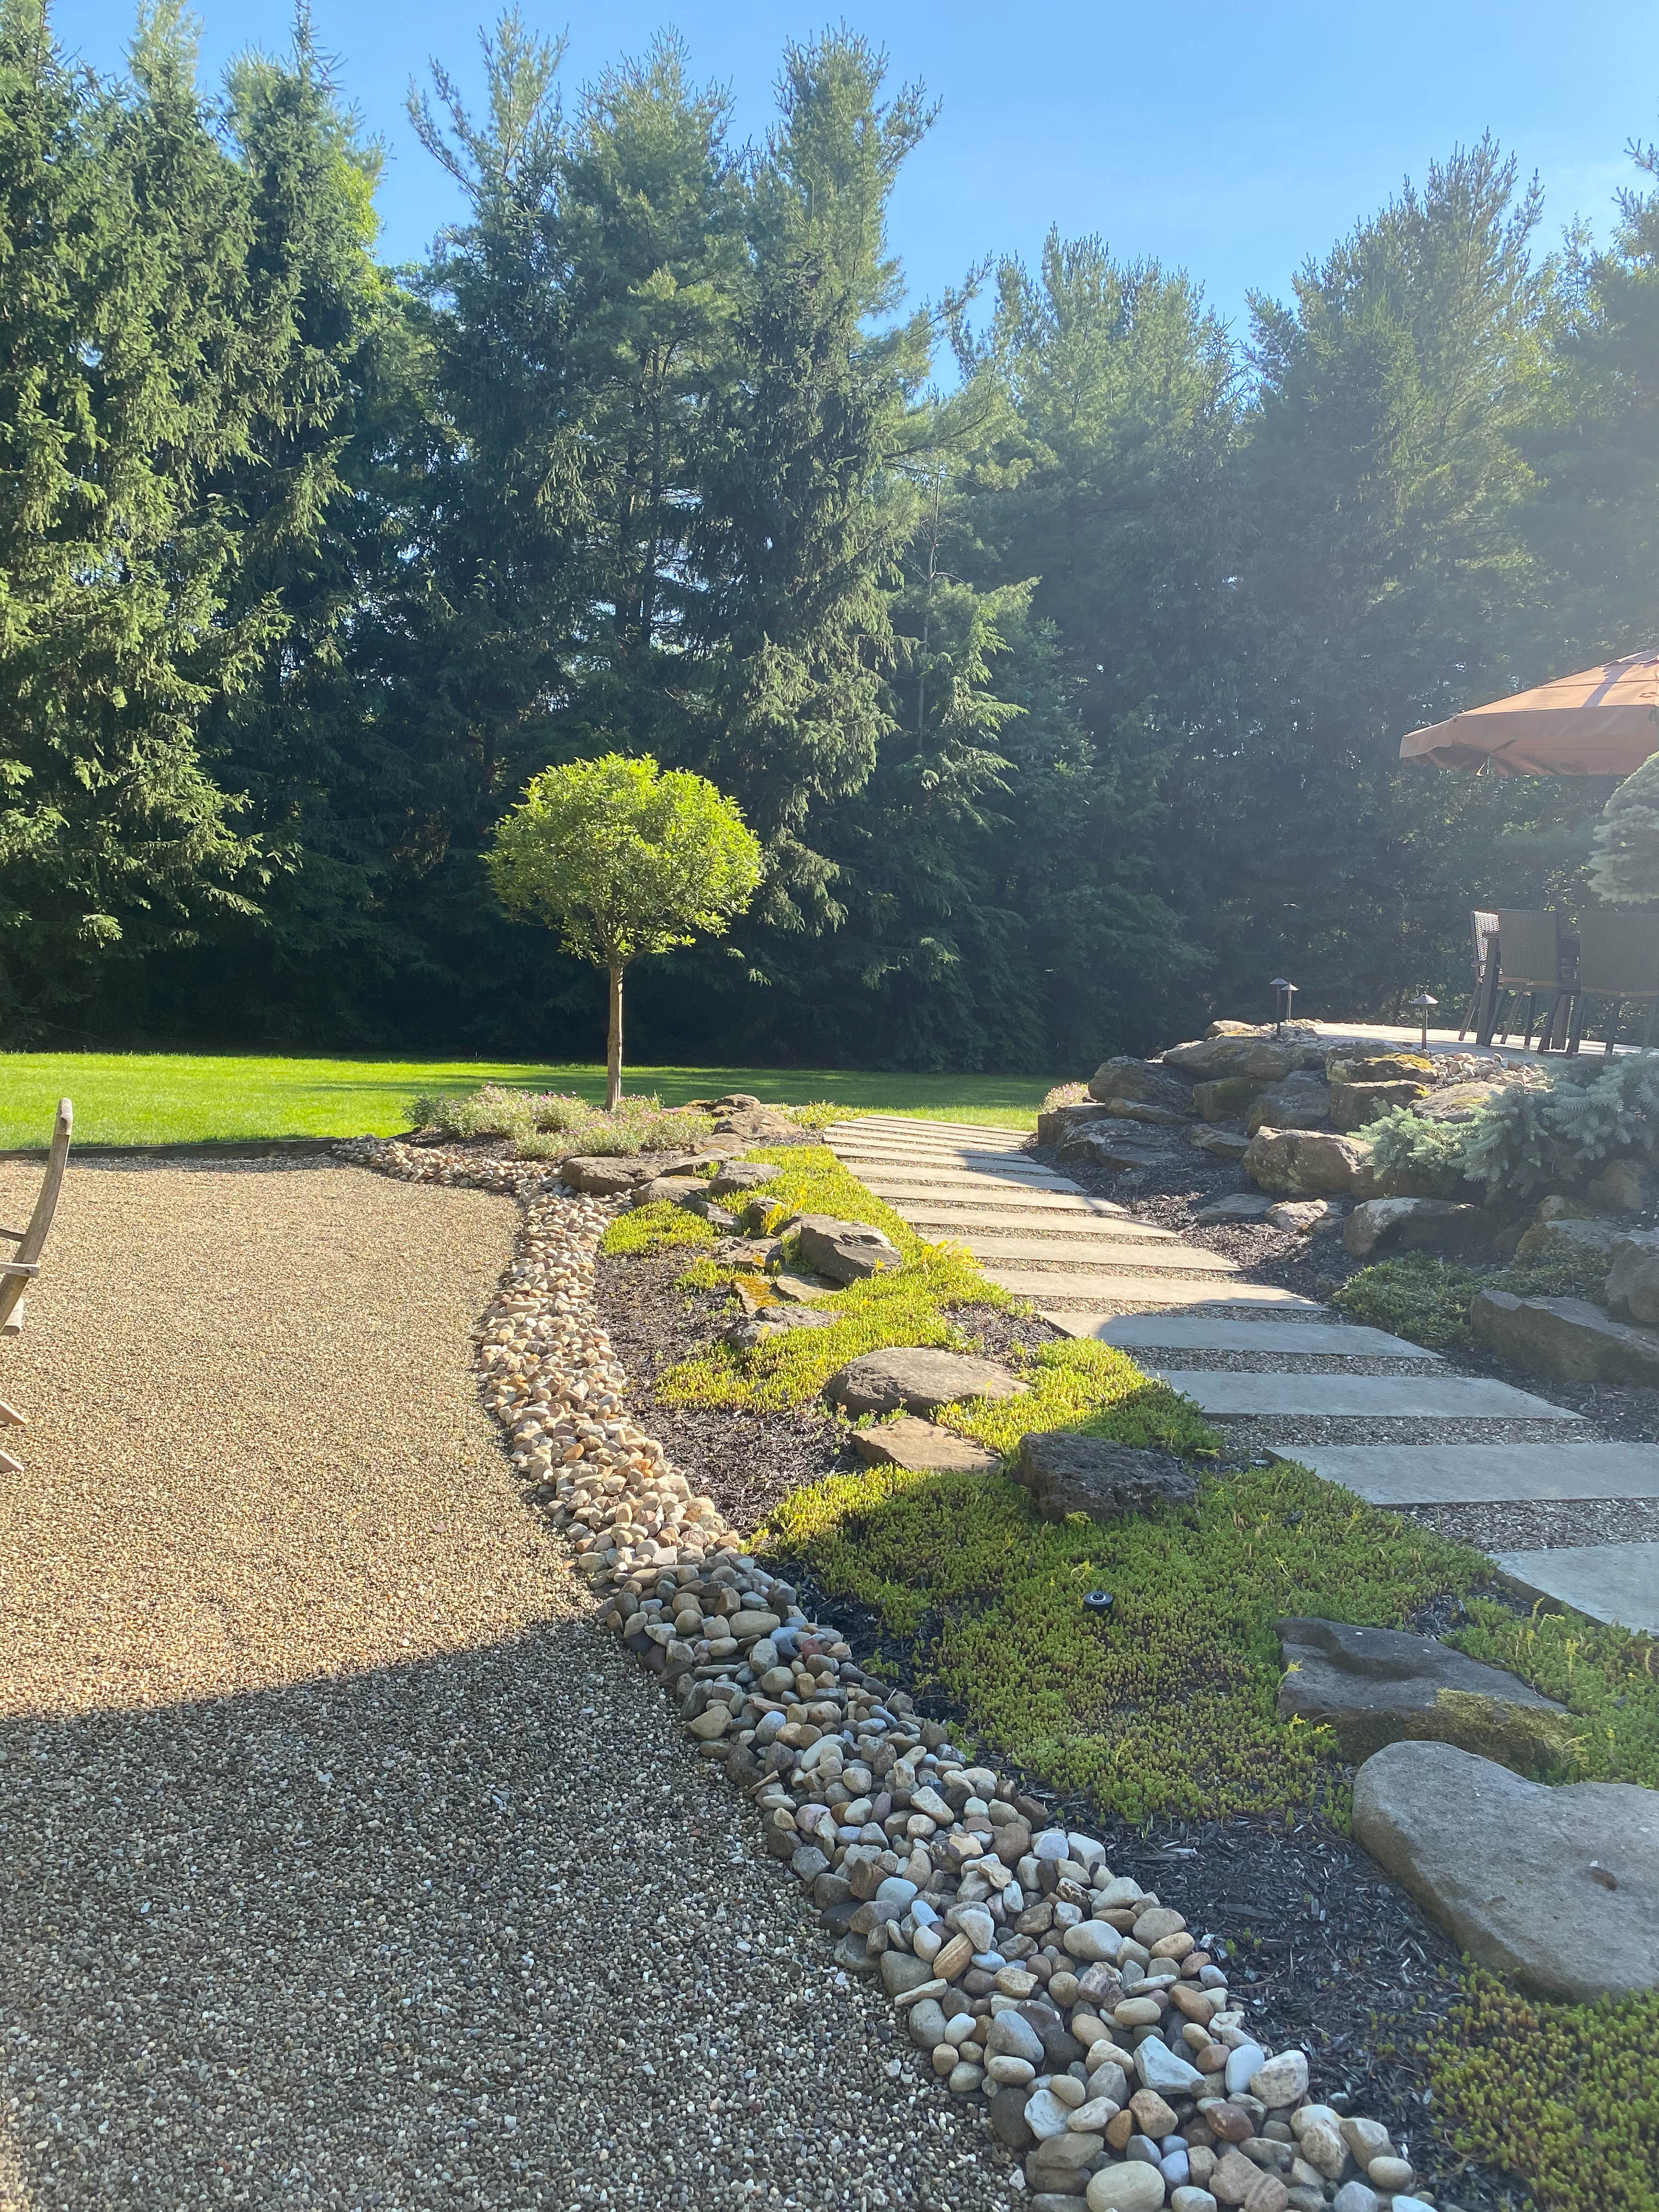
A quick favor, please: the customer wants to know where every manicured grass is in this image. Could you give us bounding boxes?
[0,1053,1051,1148]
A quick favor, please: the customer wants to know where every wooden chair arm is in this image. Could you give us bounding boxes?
[0,1228,25,1242]
[0,1262,39,1279]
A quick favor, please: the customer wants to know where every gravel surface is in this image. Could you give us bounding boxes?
[0,1158,1016,2212]
[1402,1494,1659,1552]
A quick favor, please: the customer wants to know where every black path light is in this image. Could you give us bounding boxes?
[1269,978,1298,1038]
[1082,1589,1115,1617]
[1410,991,1438,1051]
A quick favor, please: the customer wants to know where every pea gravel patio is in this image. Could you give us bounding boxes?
[0,1156,1011,2212]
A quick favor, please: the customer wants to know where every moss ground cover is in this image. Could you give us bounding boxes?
[1334,1249,1620,1351]
[0,1052,1047,1147]
[1427,1971,1659,2212]
[1449,1599,1659,1787]
[765,1457,1485,1822]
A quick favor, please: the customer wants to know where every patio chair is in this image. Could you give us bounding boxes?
[0,1099,74,1472]
[1566,910,1659,1056]
[1490,910,1569,1049]
[1459,909,1500,1040]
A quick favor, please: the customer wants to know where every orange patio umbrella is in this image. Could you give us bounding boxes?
[1399,650,1659,777]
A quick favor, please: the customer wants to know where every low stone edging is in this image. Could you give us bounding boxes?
[337,1132,1436,2212]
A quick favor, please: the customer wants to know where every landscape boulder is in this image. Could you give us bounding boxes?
[1058,1120,1177,1171]
[1194,1193,1273,1224]
[1409,1080,1509,1125]
[560,1155,654,1195]
[850,1416,1003,1475]
[723,1306,837,1351]
[1164,1034,1327,1083]
[1087,1057,1194,1114]
[1342,1196,1488,1261]
[1588,1159,1653,1212]
[1266,1197,1344,1234]
[1351,1739,1659,2001]
[1469,1290,1659,1384]
[1014,1432,1198,1521]
[1037,1102,1119,1146]
[1515,1212,1626,1265]
[1605,1229,1659,1325]
[1325,1051,1435,1086]
[1192,1076,1266,1123]
[1243,1127,1379,1198]
[1186,1125,1253,1162]
[710,1104,798,1142]
[632,1173,708,1208]
[1328,1077,1432,1132]
[707,1160,781,1197]
[1246,1077,1333,1135]
[1276,1616,1573,1767]
[792,1214,901,1284]
[825,1348,1027,1418]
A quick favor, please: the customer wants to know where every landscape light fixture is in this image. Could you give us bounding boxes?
[1082,1589,1115,1617]
[1269,978,1297,1038]
[1410,991,1438,1051]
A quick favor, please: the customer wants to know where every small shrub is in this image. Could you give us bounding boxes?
[1041,1080,1090,1111]
[1427,1971,1659,2212]
[1364,1106,1474,1198]
[409,1084,711,1159]
[1370,1051,1659,1201]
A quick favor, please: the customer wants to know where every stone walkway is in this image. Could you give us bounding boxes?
[827,1115,1659,1634]
[0,1156,1012,2211]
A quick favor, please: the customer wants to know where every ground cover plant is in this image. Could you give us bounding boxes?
[0,1055,1046,1147]
[765,1457,1484,1823]
[409,1085,718,1159]
[1428,1971,1659,2212]
[1334,1249,1620,1350]
[1448,1599,1659,1787]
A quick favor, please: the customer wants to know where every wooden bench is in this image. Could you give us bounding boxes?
[0,1099,73,1470]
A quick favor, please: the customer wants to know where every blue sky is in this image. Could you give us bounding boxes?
[52,0,1655,338]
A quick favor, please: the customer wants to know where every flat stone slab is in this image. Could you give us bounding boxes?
[1099,1316,1440,1358]
[985,1267,1240,1302]
[1041,1284,1321,1321]
[859,1169,1077,1194]
[1266,1442,1659,1505]
[901,1216,1160,1246]
[885,1190,1131,1216]
[1014,1432,1198,1520]
[958,1237,1189,1269]
[1153,1371,1582,1419]
[1491,1543,1659,1633]
[1277,1616,1571,1765]
[1352,1739,1659,2001]
[849,1415,1003,1474]
[826,1348,1028,1418]
[832,1120,1028,1146]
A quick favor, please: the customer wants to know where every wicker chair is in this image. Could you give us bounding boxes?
[1490,910,1568,1049]
[1566,909,1659,1056]
[1459,909,1500,1041]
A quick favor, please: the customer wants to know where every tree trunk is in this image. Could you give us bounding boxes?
[607,960,625,1111]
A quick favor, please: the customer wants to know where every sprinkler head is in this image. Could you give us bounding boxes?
[1082,1589,1115,1616]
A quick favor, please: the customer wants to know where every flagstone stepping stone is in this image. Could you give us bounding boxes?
[825,1348,1028,1418]
[724,1306,838,1350]
[1276,1616,1572,1764]
[859,1169,1076,1193]
[901,1215,1161,1244]
[886,1189,1131,1215]
[1098,1316,1439,1358]
[957,1236,1190,1269]
[1491,1542,1659,1634]
[1266,1441,1659,1505]
[984,1261,1240,1301]
[849,1415,1003,1474]
[1351,1739,1659,2000]
[1042,1282,1320,1322]
[1014,1432,1198,1521]
[1153,1370,1582,1419]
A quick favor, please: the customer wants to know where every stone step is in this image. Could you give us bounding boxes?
[982,1259,1240,1299]
[1043,1284,1322,1322]
[830,1131,1030,1154]
[1153,1371,1582,1420]
[1266,1441,1659,1505]
[934,1220,1178,1248]
[894,1203,1134,1232]
[831,1149,1059,1180]
[1491,1543,1659,1634]
[878,1188,1127,1215]
[833,1116,1029,1143]
[1097,1316,1440,1359]
[960,1238,1203,1272]
[860,1171,1081,1199]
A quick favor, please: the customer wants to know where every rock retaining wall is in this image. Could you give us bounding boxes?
[337,1133,1440,2212]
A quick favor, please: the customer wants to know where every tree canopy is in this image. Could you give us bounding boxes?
[6,4,1659,1065]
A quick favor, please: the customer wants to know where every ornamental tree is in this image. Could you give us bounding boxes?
[486,755,763,1107]
[1589,749,1659,906]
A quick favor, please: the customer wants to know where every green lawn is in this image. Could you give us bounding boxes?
[0,1053,1052,1148]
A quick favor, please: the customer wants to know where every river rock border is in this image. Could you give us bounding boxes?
[338,1135,1438,2212]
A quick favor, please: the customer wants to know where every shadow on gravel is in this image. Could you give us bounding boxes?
[0,1624,993,2212]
